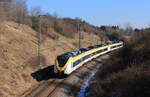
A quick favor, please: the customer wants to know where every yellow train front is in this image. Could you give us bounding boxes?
[54,41,123,76]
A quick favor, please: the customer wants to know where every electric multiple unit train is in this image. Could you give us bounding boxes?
[54,41,123,76]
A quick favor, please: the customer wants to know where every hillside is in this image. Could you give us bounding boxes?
[89,29,150,97]
[0,21,101,97]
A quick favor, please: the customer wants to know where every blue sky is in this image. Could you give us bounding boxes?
[27,0,150,28]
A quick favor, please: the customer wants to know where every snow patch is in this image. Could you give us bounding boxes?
[77,64,101,97]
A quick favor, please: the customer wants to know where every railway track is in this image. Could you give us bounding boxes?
[46,78,68,97]
[23,69,76,97]
[22,56,107,97]
[34,68,82,97]
[22,80,55,97]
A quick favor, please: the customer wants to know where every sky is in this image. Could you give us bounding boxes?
[27,0,150,29]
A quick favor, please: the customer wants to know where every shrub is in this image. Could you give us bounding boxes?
[54,19,75,38]
[89,30,150,97]
[90,66,150,97]
[47,32,59,40]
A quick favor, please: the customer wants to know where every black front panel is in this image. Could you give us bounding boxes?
[57,55,70,67]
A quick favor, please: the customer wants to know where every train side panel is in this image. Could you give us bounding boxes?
[64,61,72,74]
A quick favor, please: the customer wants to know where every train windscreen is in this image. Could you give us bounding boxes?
[57,54,70,67]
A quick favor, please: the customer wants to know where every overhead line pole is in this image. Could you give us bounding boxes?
[38,15,42,69]
[78,22,81,49]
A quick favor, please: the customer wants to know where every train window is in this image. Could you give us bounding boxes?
[57,55,70,67]
[96,44,102,47]
[88,46,95,49]
[103,48,108,51]
[111,45,117,49]
[73,59,81,67]
[118,44,123,47]
[91,52,94,56]
[82,54,91,61]
[96,50,103,54]
[92,52,97,56]
[95,48,107,54]
[116,45,119,47]
[79,48,90,53]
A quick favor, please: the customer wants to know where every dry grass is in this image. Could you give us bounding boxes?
[0,21,101,97]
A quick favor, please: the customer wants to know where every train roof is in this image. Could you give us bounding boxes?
[58,41,122,58]
[58,51,81,58]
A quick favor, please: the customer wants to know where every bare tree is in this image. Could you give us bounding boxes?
[53,11,59,18]
[30,6,42,17]
[29,6,42,31]
[0,0,29,25]
[11,0,28,25]
[124,23,133,36]
[0,0,12,22]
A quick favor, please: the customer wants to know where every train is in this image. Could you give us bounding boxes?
[54,40,123,76]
